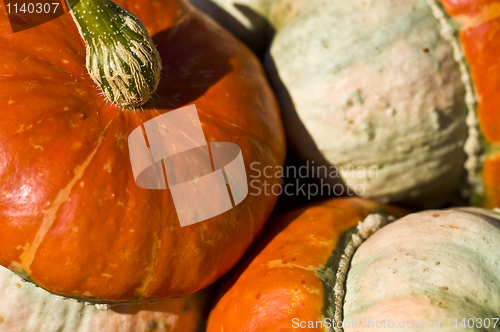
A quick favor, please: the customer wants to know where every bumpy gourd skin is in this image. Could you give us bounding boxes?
[193,0,469,206]
[268,0,470,206]
[344,208,500,331]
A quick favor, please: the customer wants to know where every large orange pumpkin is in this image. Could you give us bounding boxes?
[0,0,285,302]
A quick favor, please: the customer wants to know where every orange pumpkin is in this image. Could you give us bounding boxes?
[0,0,285,302]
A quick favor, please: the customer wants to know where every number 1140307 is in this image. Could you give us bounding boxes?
[446,318,499,329]
[6,2,59,14]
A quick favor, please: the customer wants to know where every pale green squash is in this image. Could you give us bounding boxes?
[344,208,500,331]
[193,0,469,206]
[0,266,211,332]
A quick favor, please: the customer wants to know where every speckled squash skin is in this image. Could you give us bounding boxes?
[206,198,405,332]
[0,266,211,332]
[0,0,285,302]
[207,199,500,332]
[193,0,500,208]
[344,208,500,331]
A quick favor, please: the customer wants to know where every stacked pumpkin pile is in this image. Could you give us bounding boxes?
[0,0,499,330]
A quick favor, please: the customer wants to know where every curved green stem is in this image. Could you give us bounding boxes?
[67,0,162,109]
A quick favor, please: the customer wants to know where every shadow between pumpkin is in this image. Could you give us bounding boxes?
[191,0,274,59]
[145,18,233,112]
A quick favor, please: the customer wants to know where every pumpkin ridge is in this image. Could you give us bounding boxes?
[315,225,358,331]
[19,117,114,275]
[315,213,389,332]
[426,0,482,199]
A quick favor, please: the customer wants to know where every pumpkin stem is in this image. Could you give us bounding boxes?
[66,0,162,109]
